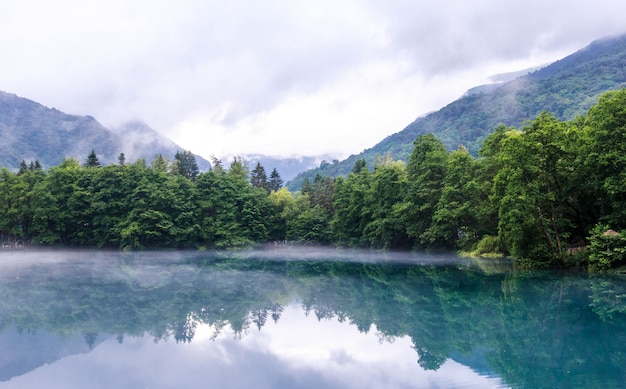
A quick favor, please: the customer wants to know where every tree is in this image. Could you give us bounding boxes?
[228,157,248,180]
[397,134,449,248]
[268,168,283,192]
[84,149,101,168]
[196,165,272,249]
[584,89,626,229]
[362,160,410,249]
[42,158,83,244]
[17,160,28,175]
[268,187,295,240]
[118,153,126,166]
[250,162,268,192]
[174,150,199,181]
[27,171,58,244]
[331,161,371,247]
[491,112,580,265]
[117,170,201,249]
[351,159,367,174]
[151,154,169,173]
[301,177,312,195]
[426,146,483,249]
[308,174,334,216]
[286,204,331,244]
[211,156,225,175]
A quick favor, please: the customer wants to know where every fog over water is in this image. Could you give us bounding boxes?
[1,248,623,388]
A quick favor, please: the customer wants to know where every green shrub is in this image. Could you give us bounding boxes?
[588,224,626,270]
[473,235,503,256]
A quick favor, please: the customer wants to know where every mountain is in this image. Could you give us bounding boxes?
[287,33,626,190]
[0,91,210,170]
[112,121,211,171]
[226,153,335,183]
[0,327,105,382]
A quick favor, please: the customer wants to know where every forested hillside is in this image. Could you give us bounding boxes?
[288,33,626,190]
[3,89,626,270]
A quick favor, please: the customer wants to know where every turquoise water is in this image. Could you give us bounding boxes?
[0,248,624,388]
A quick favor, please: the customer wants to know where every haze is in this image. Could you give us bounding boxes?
[1,0,624,161]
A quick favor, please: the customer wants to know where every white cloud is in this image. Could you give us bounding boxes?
[0,0,625,160]
[0,304,505,388]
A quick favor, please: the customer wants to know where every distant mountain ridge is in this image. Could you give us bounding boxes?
[0,90,329,181]
[0,91,211,170]
[3,33,626,183]
[287,33,626,190]
[227,153,335,182]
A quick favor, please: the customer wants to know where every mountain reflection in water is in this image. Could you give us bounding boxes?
[0,249,625,388]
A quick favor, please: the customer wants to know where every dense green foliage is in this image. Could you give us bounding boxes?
[3,90,626,269]
[288,34,626,190]
[0,154,276,250]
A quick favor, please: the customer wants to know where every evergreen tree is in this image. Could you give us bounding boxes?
[250,162,268,191]
[228,157,249,180]
[84,149,101,168]
[268,168,284,192]
[17,160,28,175]
[310,174,334,215]
[118,153,126,166]
[301,177,312,195]
[151,154,169,172]
[211,156,225,175]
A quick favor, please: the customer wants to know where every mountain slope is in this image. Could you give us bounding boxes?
[112,120,211,171]
[287,33,626,190]
[0,91,210,170]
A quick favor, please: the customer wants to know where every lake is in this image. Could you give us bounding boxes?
[0,248,624,388]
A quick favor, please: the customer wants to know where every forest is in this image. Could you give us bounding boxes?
[2,89,626,270]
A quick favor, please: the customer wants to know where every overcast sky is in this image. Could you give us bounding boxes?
[1,1,625,160]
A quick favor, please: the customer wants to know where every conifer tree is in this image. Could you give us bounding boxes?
[269,168,283,192]
[250,162,268,191]
[228,157,248,180]
[151,154,169,172]
[85,149,101,167]
[17,160,28,175]
[211,156,225,175]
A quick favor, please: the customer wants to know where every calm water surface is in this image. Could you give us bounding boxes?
[0,248,625,388]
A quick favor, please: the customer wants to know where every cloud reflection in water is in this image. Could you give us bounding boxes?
[0,304,505,389]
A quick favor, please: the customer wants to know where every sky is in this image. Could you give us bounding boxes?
[1,0,625,161]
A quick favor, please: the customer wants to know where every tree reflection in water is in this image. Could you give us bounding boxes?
[0,250,625,388]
